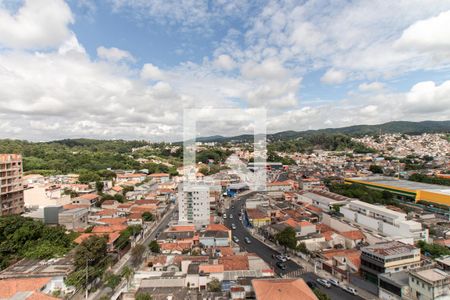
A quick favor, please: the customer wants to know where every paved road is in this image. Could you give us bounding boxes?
[91,207,176,300]
[224,193,364,300]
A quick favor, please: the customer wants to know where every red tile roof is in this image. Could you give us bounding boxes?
[0,278,53,299]
[340,230,365,240]
[219,255,249,271]
[252,278,318,300]
[206,223,229,232]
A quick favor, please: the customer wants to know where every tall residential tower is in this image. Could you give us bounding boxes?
[0,154,24,216]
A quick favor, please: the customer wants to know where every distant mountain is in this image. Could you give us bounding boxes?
[197,120,450,143]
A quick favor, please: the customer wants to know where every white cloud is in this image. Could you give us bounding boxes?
[358,82,385,92]
[320,68,346,85]
[213,54,236,70]
[0,0,73,49]
[396,10,450,53]
[140,63,165,81]
[241,58,289,80]
[97,46,135,62]
[405,80,450,113]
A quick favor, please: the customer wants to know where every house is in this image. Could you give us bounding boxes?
[319,249,362,280]
[116,173,147,183]
[282,218,317,237]
[101,200,120,209]
[340,230,366,248]
[149,173,170,183]
[247,209,271,228]
[252,278,318,300]
[74,232,121,252]
[72,193,99,206]
[267,181,293,198]
[0,277,60,299]
[199,224,231,247]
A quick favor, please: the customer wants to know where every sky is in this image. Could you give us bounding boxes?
[0,0,450,141]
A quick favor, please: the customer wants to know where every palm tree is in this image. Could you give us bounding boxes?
[121,266,134,290]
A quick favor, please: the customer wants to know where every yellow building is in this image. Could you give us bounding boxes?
[344,176,450,207]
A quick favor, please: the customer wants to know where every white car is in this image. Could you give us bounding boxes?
[344,286,358,295]
[317,278,331,288]
[231,223,236,230]
[223,214,227,219]
[229,214,233,219]
[232,235,239,243]
[276,255,287,262]
[328,278,339,287]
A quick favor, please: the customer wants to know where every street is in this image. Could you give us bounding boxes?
[224,193,364,300]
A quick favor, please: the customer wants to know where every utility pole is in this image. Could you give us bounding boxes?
[85,259,89,299]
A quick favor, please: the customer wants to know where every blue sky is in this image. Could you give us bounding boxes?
[0,0,450,141]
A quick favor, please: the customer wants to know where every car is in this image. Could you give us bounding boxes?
[276,255,287,262]
[229,214,233,219]
[317,278,331,288]
[283,254,291,260]
[306,281,317,289]
[223,214,227,219]
[343,286,358,295]
[271,254,277,259]
[238,216,242,221]
[244,237,251,244]
[328,278,339,287]
[276,262,287,270]
[231,223,236,230]
[231,205,235,209]
[232,235,239,243]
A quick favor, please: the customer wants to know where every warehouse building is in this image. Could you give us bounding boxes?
[344,176,450,207]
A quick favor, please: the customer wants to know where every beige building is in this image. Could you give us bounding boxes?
[0,154,24,216]
[409,267,450,300]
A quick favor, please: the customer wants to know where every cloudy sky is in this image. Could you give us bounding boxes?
[0,0,450,141]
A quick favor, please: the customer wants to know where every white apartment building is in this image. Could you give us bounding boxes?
[178,184,210,228]
[341,200,428,243]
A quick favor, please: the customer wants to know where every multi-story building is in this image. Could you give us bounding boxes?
[361,241,421,283]
[341,200,428,242]
[178,184,210,228]
[409,266,450,300]
[0,154,24,216]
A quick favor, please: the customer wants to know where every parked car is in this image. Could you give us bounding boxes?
[276,262,287,270]
[231,223,236,230]
[283,254,291,260]
[343,286,358,295]
[244,237,251,244]
[276,255,287,262]
[231,205,235,209]
[232,235,239,243]
[328,278,339,287]
[306,281,317,289]
[229,214,233,219]
[271,254,277,259]
[223,214,227,219]
[317,278,331,288]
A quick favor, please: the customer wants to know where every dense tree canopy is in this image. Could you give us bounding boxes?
[276,227,297,250]
[0,216,76,270]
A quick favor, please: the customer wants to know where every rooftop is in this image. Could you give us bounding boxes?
[252,278,318,300]
[412,268,450,282]
[0,257,74,279]
[362,241,418,257]
[346,176,450,196]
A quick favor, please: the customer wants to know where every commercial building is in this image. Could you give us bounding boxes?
[341,200,428,242]
[178,184,210,228]
[0,154,24,216]
[297,190,351,212]
[345,176,450,206]
[378,271,411,300]
[361,241,421,283]
[409,267,450,300]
